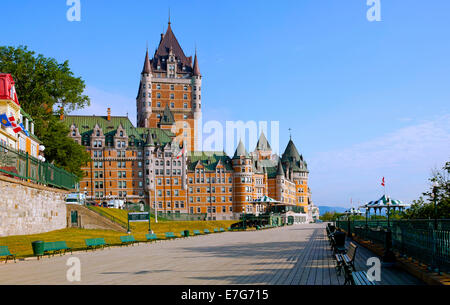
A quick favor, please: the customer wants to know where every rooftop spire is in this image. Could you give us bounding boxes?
[142,48,152,74]
[193,49,201,76]
[168,8,171,25]
[233,139,248,159]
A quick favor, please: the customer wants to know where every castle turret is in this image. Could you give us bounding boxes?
[137,49,153,128]
[192,51,202,150]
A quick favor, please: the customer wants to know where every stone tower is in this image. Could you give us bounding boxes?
[136,21,201,152]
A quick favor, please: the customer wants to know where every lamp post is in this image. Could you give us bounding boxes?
[433,181,439,230]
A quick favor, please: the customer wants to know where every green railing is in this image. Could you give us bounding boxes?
[0,142,78,190]
[156,211,207,221]
[337,219,450,231]
[337,219,450,273]
[87,206,128,229]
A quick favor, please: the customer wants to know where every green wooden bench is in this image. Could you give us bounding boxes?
[43,241,72,257]
[193,230,201,236]
[165,232,176,239]
[120,235,137,246]
[351,271,377,285]
[145,233,159,242]
[85,238,108,251]
[204,229,211,234]
[0,246,16,263]
[219,228,225,232]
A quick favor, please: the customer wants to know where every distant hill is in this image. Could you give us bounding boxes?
[318,206,347,216]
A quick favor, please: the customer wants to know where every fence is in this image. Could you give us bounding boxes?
[147,207,207,221]
[336,219,450,273]
[0,142,78,190]
[337,219,450,232]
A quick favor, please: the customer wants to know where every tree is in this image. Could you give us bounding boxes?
[402,161,450,219]
[40,119,90,179]
[320,211,344,222]
[0,45,91,179]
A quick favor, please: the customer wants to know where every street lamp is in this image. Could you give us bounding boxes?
[433,181,439,230]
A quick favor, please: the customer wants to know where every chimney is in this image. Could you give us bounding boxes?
[107,108,111,121]
[59,107,64,120]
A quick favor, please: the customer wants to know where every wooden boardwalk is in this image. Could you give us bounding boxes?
[0,224,423,285]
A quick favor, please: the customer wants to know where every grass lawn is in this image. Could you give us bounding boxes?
[0,209,239,258]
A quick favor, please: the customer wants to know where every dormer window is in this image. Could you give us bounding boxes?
[120,131,123,137]
[96,131,100,136]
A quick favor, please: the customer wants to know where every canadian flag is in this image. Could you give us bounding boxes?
[176,147,184,159]
[8,115,22,133]
[381,177,385,187]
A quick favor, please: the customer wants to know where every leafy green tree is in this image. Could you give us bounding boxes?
[0,45,90,179]
[402,161,450,219]
[40,120,90,179]
[320,211,344,222]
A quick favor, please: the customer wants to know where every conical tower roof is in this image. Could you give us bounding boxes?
[193,51,201,76]
[256,132,271,151]
[142,48,152,74]
[282,139,301,162]
[276,159,285,177]
[233,139,248,159]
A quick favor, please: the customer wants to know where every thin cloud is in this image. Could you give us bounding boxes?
[309,115,450,205]
[71,86,136,124]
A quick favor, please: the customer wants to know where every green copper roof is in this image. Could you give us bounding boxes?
[281,139,308,173]
[256,132,271,151]
[282,139,301,162]
[187,151,233,171]
[62,115,174,146]
[233,139,248,158]
[160,105,175,125]
[276,159,285,177]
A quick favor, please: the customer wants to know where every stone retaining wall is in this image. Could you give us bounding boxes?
[0,175,69,236]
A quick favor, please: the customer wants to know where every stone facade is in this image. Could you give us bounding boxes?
[0,176,68,236]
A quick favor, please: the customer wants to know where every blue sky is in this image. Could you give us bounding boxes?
[2,1,449,207]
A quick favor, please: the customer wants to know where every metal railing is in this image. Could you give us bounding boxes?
[0,142,78,190]
[337,219,450,273]
[154,211,207,221]
[87,206,128,228]
[337,219,450,231]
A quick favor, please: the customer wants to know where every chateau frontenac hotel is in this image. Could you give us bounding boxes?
[62,21,319,222]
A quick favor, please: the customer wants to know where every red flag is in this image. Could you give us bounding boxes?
[381,177,385,187]
[8,115,22,133]
[176,147,184,159]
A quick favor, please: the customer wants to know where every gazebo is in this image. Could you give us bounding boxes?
[360,195,410,228]
[359,195,410,264]
[252,196,279,215]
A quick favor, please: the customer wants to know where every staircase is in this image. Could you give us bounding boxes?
[66,204,127,233]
